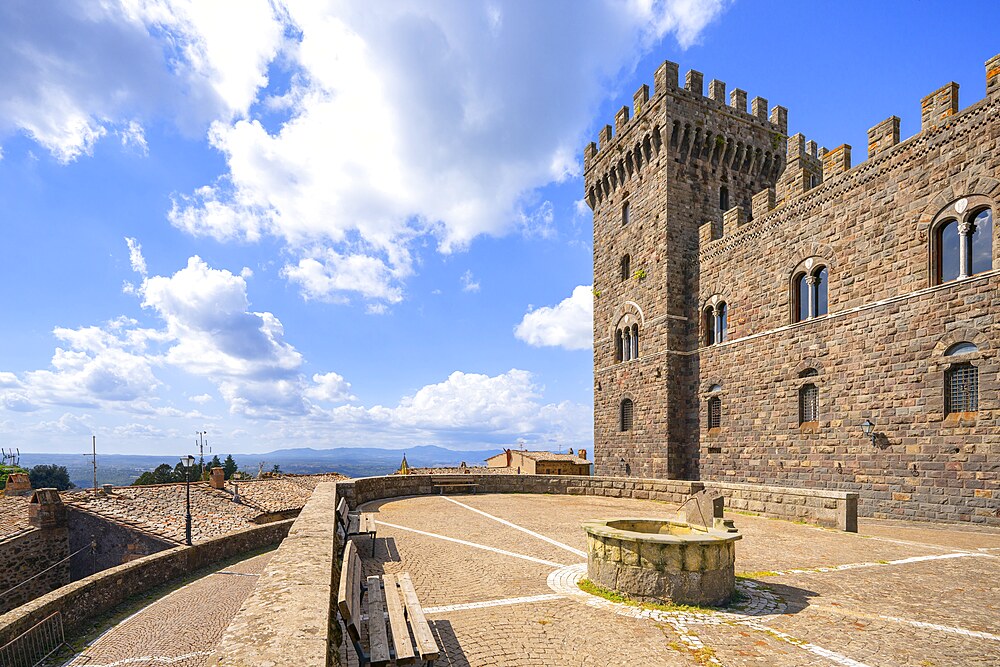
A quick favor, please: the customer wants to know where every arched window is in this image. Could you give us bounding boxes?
[936,207,994,284]
[614,329,623,362]
[705,302,728,344]
[971,208,993,275]
[622,201,630,227]
[793,266,828,322]
[945,341,978,357]
[620,254,631,281]
[799,383,819,424]
[631,324,639,359]
[620,398,634,431]
[615,320,640,363]
[719,185,729,211]
[936,220,961,283]
[799,367,819,378]
[622,327,631,362]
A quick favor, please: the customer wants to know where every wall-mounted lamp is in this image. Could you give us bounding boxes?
[861,419,876,446]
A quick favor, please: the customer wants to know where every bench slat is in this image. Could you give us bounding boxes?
[366,575,391,666]
[397,573,438,660]
[337,540,362,642]
[382,573,416,663]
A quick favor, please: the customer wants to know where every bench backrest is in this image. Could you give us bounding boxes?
[337,539,363,642]
[336,497,350,529]
[433,475,476,483]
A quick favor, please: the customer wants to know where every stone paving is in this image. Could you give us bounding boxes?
[346,493,1000,667]
[61,550,273,667]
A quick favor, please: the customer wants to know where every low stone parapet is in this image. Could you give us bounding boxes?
[703,481,858,532]
[0,518,293,648]
[336,473,703,507]
[207,481,338,667]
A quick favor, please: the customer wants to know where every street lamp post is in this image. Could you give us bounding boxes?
[180,454,195,545]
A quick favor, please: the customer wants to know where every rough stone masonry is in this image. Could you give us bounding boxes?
[586,54,1000,525]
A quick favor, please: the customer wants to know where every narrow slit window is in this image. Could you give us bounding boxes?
[620,399,634,431]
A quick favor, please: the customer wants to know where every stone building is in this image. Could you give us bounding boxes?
[586,54,1000,524]
[485,449,591,476]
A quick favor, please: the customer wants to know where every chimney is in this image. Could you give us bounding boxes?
[102,484,114,495]
[4,472,32,496]
[28,489,66,529]
[210,467,226,490]
[578,449,588,461]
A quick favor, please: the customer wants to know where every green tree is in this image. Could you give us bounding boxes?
[28,464,75,491]
[222,455,238,480]
[133,463,178,485]
[208,455,222,471]
[270,463,282,475]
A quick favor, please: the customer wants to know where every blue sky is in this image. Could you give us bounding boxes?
[0,0,995,455]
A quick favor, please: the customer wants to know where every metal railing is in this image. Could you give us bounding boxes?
[0,612,65,667]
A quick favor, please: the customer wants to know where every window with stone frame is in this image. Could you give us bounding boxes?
[615,322,639,362]
[707,396,722,429]
[719,185,729,211]
[935,207,994,284]
[704,302,728,345]
[799,383,819,424]
[620,398,634,431]
[945,364,979,414]
[622,200,631,227]
[793,266,828,322]
[620,254,631,281]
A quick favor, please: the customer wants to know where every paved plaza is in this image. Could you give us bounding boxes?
[346,493,1000,667]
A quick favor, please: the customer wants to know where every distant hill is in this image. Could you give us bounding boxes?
[17,445,504,488]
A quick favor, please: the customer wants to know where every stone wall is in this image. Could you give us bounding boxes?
[335,474,702,508]
[696,69,1000,525]
[0,519,292,647]
[0,527,70,615]
[588,54,1000,526]
[207,482,338,667]
[65,507,174,581]
[703,482,858,532]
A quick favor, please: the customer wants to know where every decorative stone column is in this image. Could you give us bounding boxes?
[805,274,818,318]
[958,221,972,278]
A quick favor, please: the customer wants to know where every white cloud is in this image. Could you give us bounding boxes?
[514,285,594,350]
[305,372,355,404]
[125,237,148,276]
[168,1,727,304]
[120,120,149,155]
[0,0,286,162]
[189,393,213,404]
[332,369,592,448]
[460,270,480,293]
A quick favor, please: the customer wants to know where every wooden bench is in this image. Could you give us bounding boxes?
[337,497,377,556]
[430,476,479,495]
[338,539,439,666]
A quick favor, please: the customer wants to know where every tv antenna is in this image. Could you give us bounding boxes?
[196,431,210,478]
[82,436,97,491]
[1,447,19,467]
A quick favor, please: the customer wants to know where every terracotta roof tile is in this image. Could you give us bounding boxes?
[0,495,32,541]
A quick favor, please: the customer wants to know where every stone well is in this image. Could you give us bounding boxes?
[581,518,741,606]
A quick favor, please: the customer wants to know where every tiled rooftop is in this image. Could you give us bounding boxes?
[0,495,32,542]
[517,451,590,464]
[62,473,347,545]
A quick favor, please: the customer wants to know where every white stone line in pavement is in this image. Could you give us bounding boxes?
[881,617,1000,641]
[738,621,874,667]
[375,520,569,568]
[439,496,588,558]
[547,564,874,667]
[423,594,566,615]
[758,551,986,577]
[68,651,212,667]
[214,570,260,577]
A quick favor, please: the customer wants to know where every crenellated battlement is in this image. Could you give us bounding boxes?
[584,60,788,211]
[697,52,1000,250]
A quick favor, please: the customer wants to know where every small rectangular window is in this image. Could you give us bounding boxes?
[799,384,818,424]
[708,397,721,429]
[946,364,978,414]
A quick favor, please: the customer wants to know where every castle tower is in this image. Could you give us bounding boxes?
[585,61,786,479]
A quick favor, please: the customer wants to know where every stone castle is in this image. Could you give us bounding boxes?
[586,55,1000,525]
